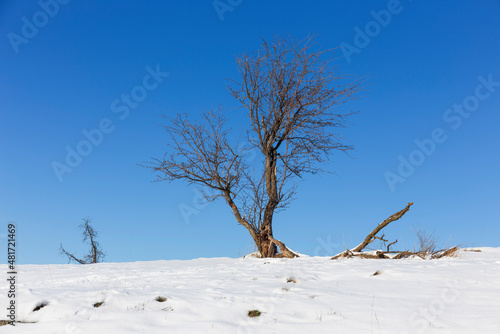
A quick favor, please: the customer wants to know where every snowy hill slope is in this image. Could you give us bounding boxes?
[1,248,499,333]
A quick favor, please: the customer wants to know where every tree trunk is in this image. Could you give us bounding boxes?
[259,149,278,257]
[224,147,298,258]
[258,218,277,257]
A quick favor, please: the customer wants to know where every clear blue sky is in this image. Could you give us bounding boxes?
[1,1,499,264]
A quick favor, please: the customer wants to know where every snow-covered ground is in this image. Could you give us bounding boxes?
[1,248,499,333]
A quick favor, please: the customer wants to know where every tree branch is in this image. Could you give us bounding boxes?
[350,202,413,253]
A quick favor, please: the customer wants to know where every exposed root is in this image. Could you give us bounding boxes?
[268,236,299,258]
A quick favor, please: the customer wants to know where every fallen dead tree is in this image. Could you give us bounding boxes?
[331,203,459,260]
[332,247,459,260]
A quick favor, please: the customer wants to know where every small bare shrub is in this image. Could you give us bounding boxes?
[60,218,105,264]
[414,227,438,257]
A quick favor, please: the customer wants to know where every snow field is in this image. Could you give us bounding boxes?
[1,248,499,333]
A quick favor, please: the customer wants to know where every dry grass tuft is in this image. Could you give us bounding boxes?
[248,310,262,317]
[33,301,48,312]
[432,246,459,259]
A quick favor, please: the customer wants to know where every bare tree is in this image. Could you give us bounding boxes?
[146,35,361,258]
[60,218,105,264]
